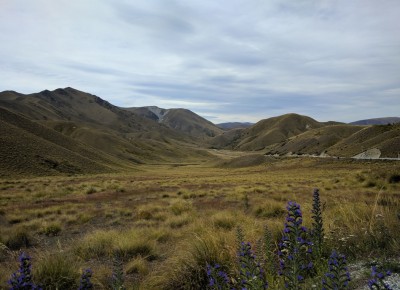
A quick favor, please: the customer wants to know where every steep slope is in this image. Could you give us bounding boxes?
[350,117,400,125]
[209,113,324,151]
[127,106,223,140]
[0,88,213,174]
[0,107,124,177]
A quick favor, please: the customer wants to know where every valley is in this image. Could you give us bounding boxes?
[0,88,399,289]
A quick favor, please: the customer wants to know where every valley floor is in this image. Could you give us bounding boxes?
[0,157,399,289]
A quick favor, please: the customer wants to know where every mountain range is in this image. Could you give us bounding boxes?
[349,117,400,125]
[1,88,399,176]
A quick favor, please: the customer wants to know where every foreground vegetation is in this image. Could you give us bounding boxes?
[0,157,399,289]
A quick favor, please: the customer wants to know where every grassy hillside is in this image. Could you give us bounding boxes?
[210,113,324,151]
[210,114,400,158]
[266,125,363,156]
[127,106,223,140]
[0,89,215,176]
[0,107,122,177]
[1,87,399,178]
[328,123,400,158]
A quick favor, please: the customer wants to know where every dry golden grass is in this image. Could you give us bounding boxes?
[0,157,399,288]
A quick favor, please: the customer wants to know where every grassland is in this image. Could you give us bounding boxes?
[0,157,399,289]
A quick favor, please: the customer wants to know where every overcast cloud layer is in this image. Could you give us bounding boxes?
[1,0,399,123]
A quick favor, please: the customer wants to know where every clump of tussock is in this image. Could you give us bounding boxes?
[75,228,157,262]
[34,252,79,290]
[144,229,235,289]
[211,211,237,230]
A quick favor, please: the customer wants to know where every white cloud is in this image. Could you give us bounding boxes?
[0,0,399,123]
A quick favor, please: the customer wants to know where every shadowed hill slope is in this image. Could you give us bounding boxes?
[216,122,254,130]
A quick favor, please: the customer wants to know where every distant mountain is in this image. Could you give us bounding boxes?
[350,117,400,125]
[217,122,254,130]
[126,106,223,140]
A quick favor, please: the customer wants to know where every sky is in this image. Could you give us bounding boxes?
[1,0,399,123]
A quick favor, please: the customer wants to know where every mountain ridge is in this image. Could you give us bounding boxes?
[350,117,400,125]
[1,87,399,176]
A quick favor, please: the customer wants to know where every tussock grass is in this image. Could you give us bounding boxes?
[167,214,193,229]
[211,211,237,230]
[145,229,236,289]
[169,200,193,215]
[75,230,116,259]
[40,222,62,236]
[0,158,399,288]
[75,228,158,261]
[253,200,286,219]
[126,256,149,275]
[5,227,32,250]
[34,253,79,290]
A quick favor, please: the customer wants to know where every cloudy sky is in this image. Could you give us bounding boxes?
[1,0,399,123]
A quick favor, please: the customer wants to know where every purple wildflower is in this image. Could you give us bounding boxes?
[8,252,42,290]
[279,201,313,289]
[322,251,350,289]
[368,266,392,290]
[78,268,93,290]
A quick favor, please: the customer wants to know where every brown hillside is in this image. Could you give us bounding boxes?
[327,124,400,158]
[267,125,363,156]
[209,128,245,149]
[126,107,223,140]
[0,108,121,177]
[209,113,324,151]
[0,89,214,176]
